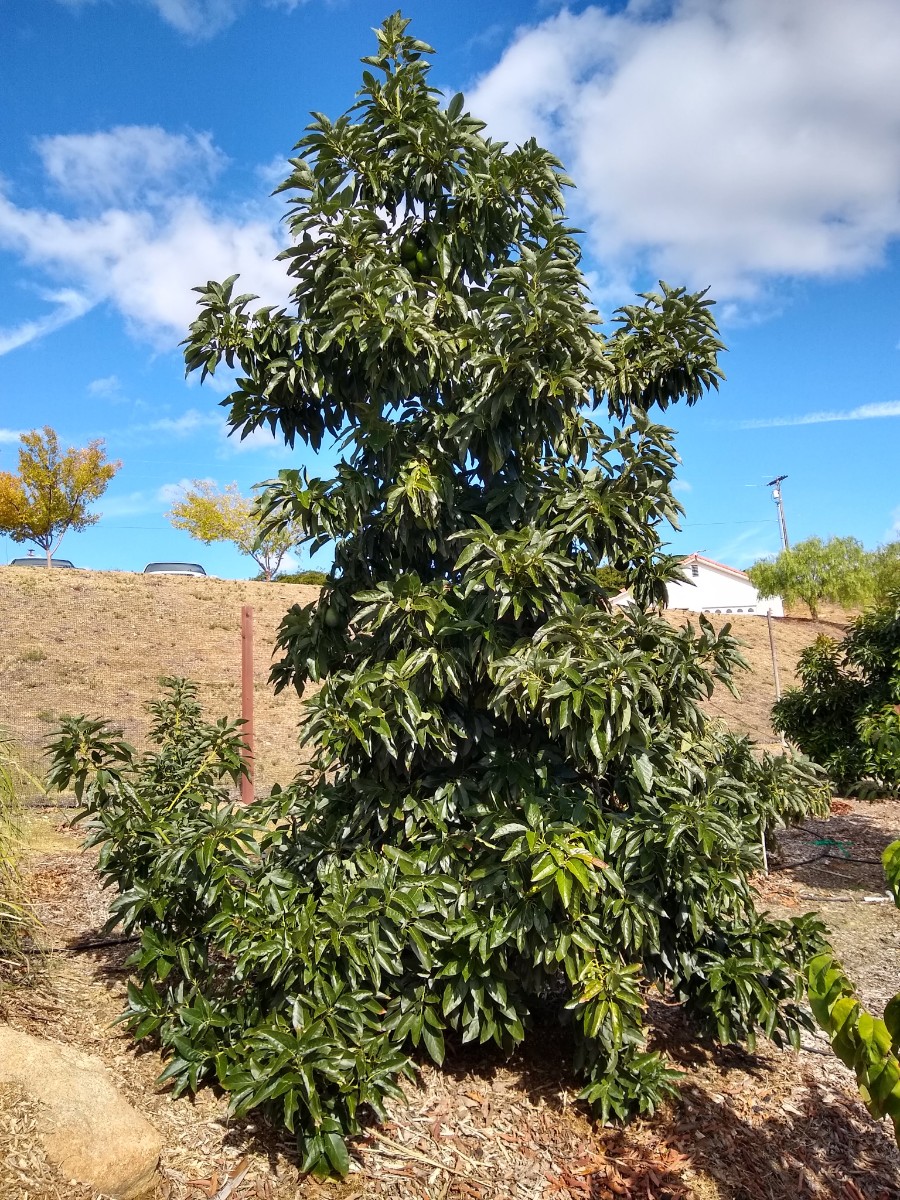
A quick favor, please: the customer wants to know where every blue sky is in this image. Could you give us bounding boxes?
[1,0,899,576]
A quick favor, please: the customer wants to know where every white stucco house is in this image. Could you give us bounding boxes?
[611,553,784,616]
[665,553,784,617]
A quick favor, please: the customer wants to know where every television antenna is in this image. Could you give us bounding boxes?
[767,475,790,552]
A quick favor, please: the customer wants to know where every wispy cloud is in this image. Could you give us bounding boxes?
[0,429,26,445]
[709,525,780,569]
[739,400,900,429]
[131,409,223,437]
[54,0,305,39]
[0,289,94,356]
[88,375,121,397]
[672,479,693,494]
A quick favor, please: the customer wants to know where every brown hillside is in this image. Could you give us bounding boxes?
[0,569,848,795]
[671,607,850,749]
[0,568,321,796]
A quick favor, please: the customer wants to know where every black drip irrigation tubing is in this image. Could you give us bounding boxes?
[769,852,887,872]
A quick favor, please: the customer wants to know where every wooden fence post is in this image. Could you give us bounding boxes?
[241,604,255,804]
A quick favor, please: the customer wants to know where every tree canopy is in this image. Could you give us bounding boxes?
[167,480,302,580]
[773,590,900,793]
[49,15,830,1176]
[0,426,120,565]
[747,536,873,620]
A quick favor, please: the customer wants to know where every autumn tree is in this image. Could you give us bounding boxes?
[47,17,830,1175]
[167,480,302,580]
[0,426,120,565]
[747,536,873,620]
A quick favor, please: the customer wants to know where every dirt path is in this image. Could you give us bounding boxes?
[3,802,900,1200]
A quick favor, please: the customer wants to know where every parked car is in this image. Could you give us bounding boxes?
[142,561,207,576]
[8,555,75,568]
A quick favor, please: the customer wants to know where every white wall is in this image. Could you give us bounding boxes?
[666,563,784,617]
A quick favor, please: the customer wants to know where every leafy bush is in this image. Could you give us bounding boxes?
[772,590,900,793]
[274,570,328,586]
[48,16,832,1176]
[49,679,827,1173]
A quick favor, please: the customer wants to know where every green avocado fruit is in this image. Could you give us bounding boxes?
[415,250,429,270]
[323,607,341,629]
[400,237,418,261]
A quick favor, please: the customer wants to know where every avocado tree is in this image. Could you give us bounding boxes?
[48,15,829,1176]
[773,590,900,793]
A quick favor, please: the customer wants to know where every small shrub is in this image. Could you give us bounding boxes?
[19,648,46,664]
[269,570,328,586]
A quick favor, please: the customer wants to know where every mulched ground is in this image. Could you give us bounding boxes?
[3,798,900,1200]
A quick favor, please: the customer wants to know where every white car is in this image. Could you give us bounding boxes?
[142,561,208,576]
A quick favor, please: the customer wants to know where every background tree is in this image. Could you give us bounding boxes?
[50,16,830,1175]
[773,590,900,793]
[167,480,303,580]
[747,536,873,620]
[0,426,120,566]
[870,541,900,604]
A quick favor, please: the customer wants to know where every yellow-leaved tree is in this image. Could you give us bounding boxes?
[167,480,302,580]
[0,426,121,566]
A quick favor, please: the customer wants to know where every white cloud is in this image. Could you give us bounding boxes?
[88,375,121,396]
[468,0,900,297]
[37,126,224,206]
[54,0,242,38]
[132,408,223,437]
[0,184,288,348]
[156,477,215,503]
[672,479,693,494]
[0,429,25,445]
[0,289,94,356]
[739,400,900,429]
[150,0,241,36]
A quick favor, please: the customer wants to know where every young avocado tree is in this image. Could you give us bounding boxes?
[49,15,829,1177]
[773,590,900,794]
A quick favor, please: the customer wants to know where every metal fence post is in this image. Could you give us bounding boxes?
[241,604,255,804]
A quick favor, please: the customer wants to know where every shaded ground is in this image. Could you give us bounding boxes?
[3,796,900,1200]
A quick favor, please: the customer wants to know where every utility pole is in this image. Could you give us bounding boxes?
[767,475,790,552]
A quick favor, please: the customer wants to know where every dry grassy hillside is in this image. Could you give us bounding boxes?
[0,569,848,797]
[0,568,321,796]
[678,604,850,749]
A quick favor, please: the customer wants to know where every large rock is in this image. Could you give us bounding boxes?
[0,1026,163,1198]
